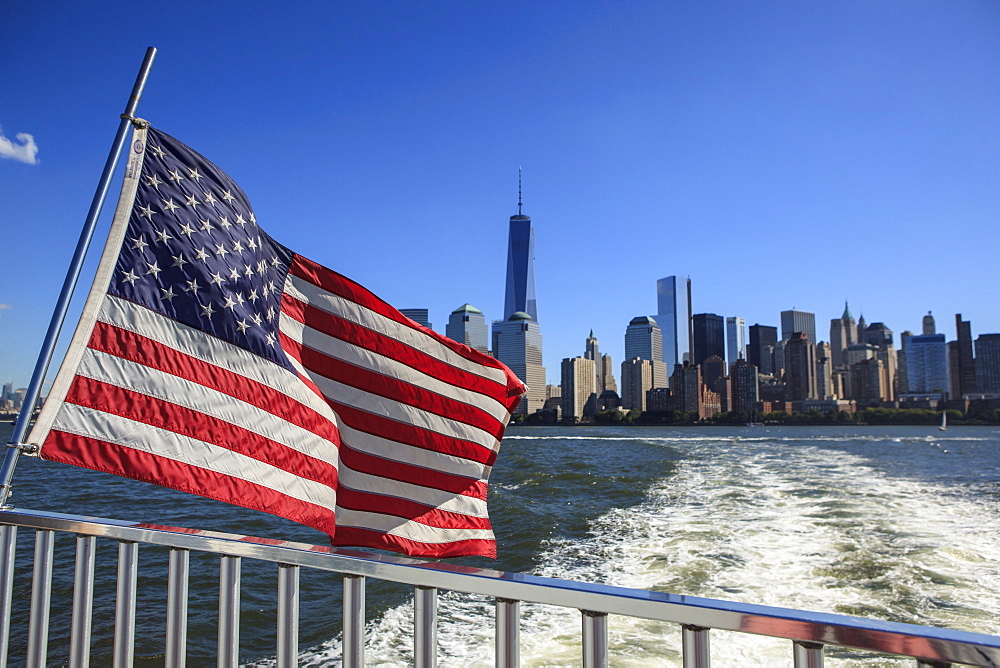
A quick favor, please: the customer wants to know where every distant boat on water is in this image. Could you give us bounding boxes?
[939,411,948,431]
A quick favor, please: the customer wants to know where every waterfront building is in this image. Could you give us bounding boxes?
[669,363,702,415]
[624,316,668,388]
[621,357,653,411]
[748,324,778,372]
[692,313,725,366]
[726,316,747,365]
[504,174,537,322]
[584,330,605,394]
[646,387,671,413]
[975,334,1000,393]
[853,357,887,406]
[830,302,858,368]
[922,311,936,336]
[816,357,833,399]
[785,332,817,401]
[655,276,693,370]
[877,345,898,402]
[701,355,727,390]
[954,314,977,397]
[781,309,816,345]
[445,304,489,354]
[903,333,949,397]
[561,357,596,422]
[731,358,760,415]
[600,354,617,394]
[863,322,893,349]
[400,308,432,330]
[495,312,547,414]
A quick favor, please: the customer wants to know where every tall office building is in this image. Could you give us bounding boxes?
[561,357,596,421]
[504,172,537,322]
[624,316,668,388]
[584,330,605,394]
[863,323,894,349]
[445,304,489,354]
[726,316,747,364]
[785,332,818,401]
[780,309,816,344]
[692,313,725,366]
[975,334,1000,393]
[748,324,778,372]
[829,302,857,368]
[620,357,653,411]
[600,354,617,394]
[495,312,547,414]
[400,309,432,330]
[922,312,936,336]
[954,314,976,397]
[730,358,760,415]
[655,276,692,371]
[903,333,949,396]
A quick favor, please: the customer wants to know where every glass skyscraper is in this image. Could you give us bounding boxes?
[446,304,488,354]
[655,276,692,372]
[503,201,537,322]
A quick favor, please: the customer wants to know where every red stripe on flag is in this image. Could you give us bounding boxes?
[325,399,498,466]
[281,293,516,411]
[281,332,505,439]
[66,376,339,488]
[44,430,338,537]
[338,446,487,499]
[337,487,492,531]
[88,321,341,446]
[332,526,496,559]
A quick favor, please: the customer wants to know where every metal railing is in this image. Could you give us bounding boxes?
[0,507,998,667]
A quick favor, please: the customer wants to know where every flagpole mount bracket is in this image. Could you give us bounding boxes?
[121,114,150,129]
[4,443,39,456]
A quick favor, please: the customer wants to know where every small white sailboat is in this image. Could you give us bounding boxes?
[939,411,947,431]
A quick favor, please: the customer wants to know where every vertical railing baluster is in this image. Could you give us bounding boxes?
[793,640,824,667]
[414,585,437,668]
[277,563,299,668]
[26,529,54,668]
[166,548,190,668]
[682,625,711,668]
[218,554,241,668]
[114,540,138,668]
[495,598,520,668]
[70,534,96,668]
[0,525,17,667]
[343,574,365,668]
[581,610,608,668]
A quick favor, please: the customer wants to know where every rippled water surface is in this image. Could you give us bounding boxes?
[2,423,998,666]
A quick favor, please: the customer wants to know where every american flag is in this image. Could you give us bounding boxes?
[28,125,525,558]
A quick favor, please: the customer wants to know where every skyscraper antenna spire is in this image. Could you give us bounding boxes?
[517,165,523,215]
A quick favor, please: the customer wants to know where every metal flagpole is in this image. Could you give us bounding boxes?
[0,47,158,507]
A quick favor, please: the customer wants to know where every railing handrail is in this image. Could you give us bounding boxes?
[1,506,998,666]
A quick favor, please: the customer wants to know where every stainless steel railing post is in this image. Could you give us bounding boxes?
[0,525,17,667]
[581,609,608,668]
[343,574,365,667]
[495,598,520,668]
[682,624,711,668]
[70,534,96,667]
[26,529,54,667]
[166,548,190,667]
[277,563,299,668]
[218,554,241,667]
[114,540,138,668]
[414,585,438,668]
[793,640,824,667]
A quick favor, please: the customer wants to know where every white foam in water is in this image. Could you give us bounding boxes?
[285,433,1000,667]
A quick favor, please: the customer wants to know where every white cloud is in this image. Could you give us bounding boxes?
[0,127,39,165]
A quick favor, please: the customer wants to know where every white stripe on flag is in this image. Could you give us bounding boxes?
[337,421,493,479]
[337,467,488,517]
[334,508,495,544]
[52,405,338,508]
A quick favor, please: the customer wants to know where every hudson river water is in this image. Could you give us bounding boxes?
[1,422,998,666]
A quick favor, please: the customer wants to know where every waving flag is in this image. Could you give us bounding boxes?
[28,124,525,558]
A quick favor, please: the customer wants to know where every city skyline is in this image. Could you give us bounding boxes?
[2,3,999,390]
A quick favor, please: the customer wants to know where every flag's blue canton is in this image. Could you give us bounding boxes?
[111,128,297,371]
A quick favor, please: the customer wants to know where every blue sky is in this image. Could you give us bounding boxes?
[1,1,998,388]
